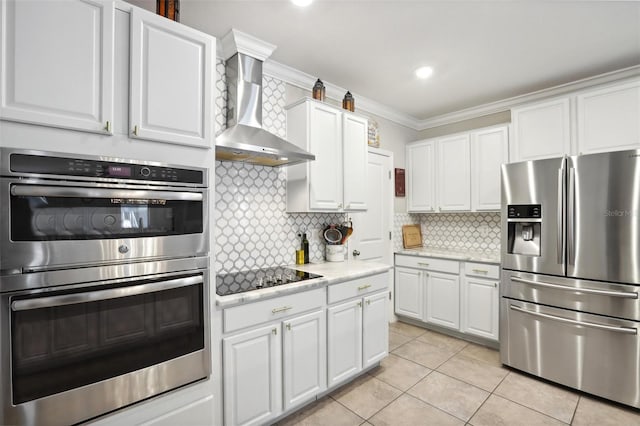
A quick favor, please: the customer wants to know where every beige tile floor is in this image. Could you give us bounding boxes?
[275,321,640,426]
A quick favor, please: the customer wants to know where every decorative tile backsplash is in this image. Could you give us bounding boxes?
[393,212,501,252]
[213,59,345,274]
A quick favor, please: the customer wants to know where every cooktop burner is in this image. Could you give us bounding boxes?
[216,266,323,296]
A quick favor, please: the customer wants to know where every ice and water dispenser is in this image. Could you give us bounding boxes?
[506,204,541,256]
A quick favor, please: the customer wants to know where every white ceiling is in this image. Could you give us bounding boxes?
[133,1,640,123]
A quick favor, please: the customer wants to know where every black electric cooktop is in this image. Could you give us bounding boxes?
[216,266,323,296]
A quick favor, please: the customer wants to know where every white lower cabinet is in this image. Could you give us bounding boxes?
[327,299,363,387]
[394,254,499,341]
[141,395,214,426]
[223,323,282,426]
[362,291,389,368]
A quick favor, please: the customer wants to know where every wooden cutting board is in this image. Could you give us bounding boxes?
[402,224,423,249]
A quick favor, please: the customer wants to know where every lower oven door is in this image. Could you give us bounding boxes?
[500,298,640,409]
[1,271,211,426]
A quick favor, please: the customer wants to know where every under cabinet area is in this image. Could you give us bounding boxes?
[406,125,508,213]
[1,0,215,148]
[220,270,390,426]
[394,254,500,342]
[286,98,368,212]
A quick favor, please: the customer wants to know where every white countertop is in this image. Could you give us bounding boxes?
[396,247,500,264]
[215,260,393,308]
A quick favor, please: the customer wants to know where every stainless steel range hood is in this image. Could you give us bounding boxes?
[216,52,315,167]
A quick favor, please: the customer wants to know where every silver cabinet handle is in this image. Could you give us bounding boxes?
[272,306,293,314]
[11,185,203,201]
[472,269,488,274]
[357,301,362,307]
[286,323,291,331]
[133,125,138,136]
[272,328,278,335]
[105,120,112,133]
[510,276,638,299]
[11,275,203,311]
[357,284,371,291]
[509,304,637,335]
[417,262,430,267]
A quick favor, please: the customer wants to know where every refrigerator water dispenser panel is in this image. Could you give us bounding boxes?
[507,204,542,256]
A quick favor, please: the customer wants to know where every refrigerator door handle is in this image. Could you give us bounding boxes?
[510,276,639,299]
[557,164,566,265]
[509,304,637,335]
[567,168,576,265]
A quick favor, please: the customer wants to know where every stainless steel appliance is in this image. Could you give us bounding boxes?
[1,150,211,425]
[500,150,640,409]
[1,148,208,274]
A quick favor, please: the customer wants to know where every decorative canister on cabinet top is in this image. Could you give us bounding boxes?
[312,79,326,101]
[157,0,179,22]
[342,91,354,112]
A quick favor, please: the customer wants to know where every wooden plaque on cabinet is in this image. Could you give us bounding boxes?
[395,168,405,197]
[402,225,423,249]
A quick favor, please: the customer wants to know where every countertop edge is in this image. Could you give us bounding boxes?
[395,248,500,264]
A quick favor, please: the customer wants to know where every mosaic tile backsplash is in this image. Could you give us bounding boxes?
[214,59,345,273]
[393,212,501,253]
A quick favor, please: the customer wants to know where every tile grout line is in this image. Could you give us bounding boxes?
[569,395,581,425]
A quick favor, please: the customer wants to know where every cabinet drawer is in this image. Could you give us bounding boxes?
[224,288,325,333]
[328,273,388,305]
[464,262,500,279]
[395,255,459,274]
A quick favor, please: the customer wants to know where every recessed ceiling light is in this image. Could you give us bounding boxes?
[291,0,313,6]
[415,66,434,79]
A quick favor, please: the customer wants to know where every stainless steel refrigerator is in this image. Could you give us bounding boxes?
[500,149,640,409]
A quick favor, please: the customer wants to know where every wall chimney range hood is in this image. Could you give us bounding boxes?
[216,30,315,167]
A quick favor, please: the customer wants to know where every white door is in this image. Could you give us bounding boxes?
[350,149,393,263]
[343,114,368,211]
[309,103,343,210]
[0,0,113,134]
[471,126,509,211]
[425,272,460,330]
[129,8,213,148]
[363,291,388,369]
[282,310,326,411]
[327,299,362,387]
[438,134,471,211]
[462,277,499,341]
[394,267,423,320]
[223,324,282,426]
[406,141,436,212]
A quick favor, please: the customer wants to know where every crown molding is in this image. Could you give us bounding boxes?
[220,29,277,61]
[416,65,640,129]
[263,59,422,129]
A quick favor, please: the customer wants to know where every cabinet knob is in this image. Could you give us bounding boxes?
[272,328,278,335]
[357,301,362,308]
[338,203,343,209]
[104,121,112,133]
[133,125,138,136]
[494,282,498,288]
[366,299,371,305]
[286,323,291,331]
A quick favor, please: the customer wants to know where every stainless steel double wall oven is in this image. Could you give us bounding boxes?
[0,149,211,425]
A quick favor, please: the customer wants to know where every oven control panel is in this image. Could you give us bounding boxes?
[10,154,203,184]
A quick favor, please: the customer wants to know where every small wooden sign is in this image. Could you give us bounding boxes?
[402,224,423,249]
[395,168,405,197]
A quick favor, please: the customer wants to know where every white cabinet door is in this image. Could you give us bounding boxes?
[343,114,368,211]
[223,324,282,426]
[129,8,213,148]
[309,103,343,210]
[406,141,436,212]
[327,299,362,387]
[461,277,499,341]
[576,80,640,155]
[394,267,423,320]
[363,291,388,369]
[471,126,509,211]
[438,134,471,211]
[0,0,113,134]
[282,310,327,411]
[425,272,460,330]
[511,98,571,162]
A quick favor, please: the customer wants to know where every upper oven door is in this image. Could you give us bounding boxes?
[0,178,208,273]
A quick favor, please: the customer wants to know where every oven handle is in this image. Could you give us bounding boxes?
[11,185,203,201]
[509,304,637,335]
[510,276,638,299]
[11,275,203,311]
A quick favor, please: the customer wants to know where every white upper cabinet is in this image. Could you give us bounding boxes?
[471,126,509,211]
[342,114,369,211]
[576,80,640,155]
[0,0,114,134]
[406,140,436,212]
[129,9,213,148]
[286,99,368,212]
[511,97,572,162]
[437,134,471,211]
